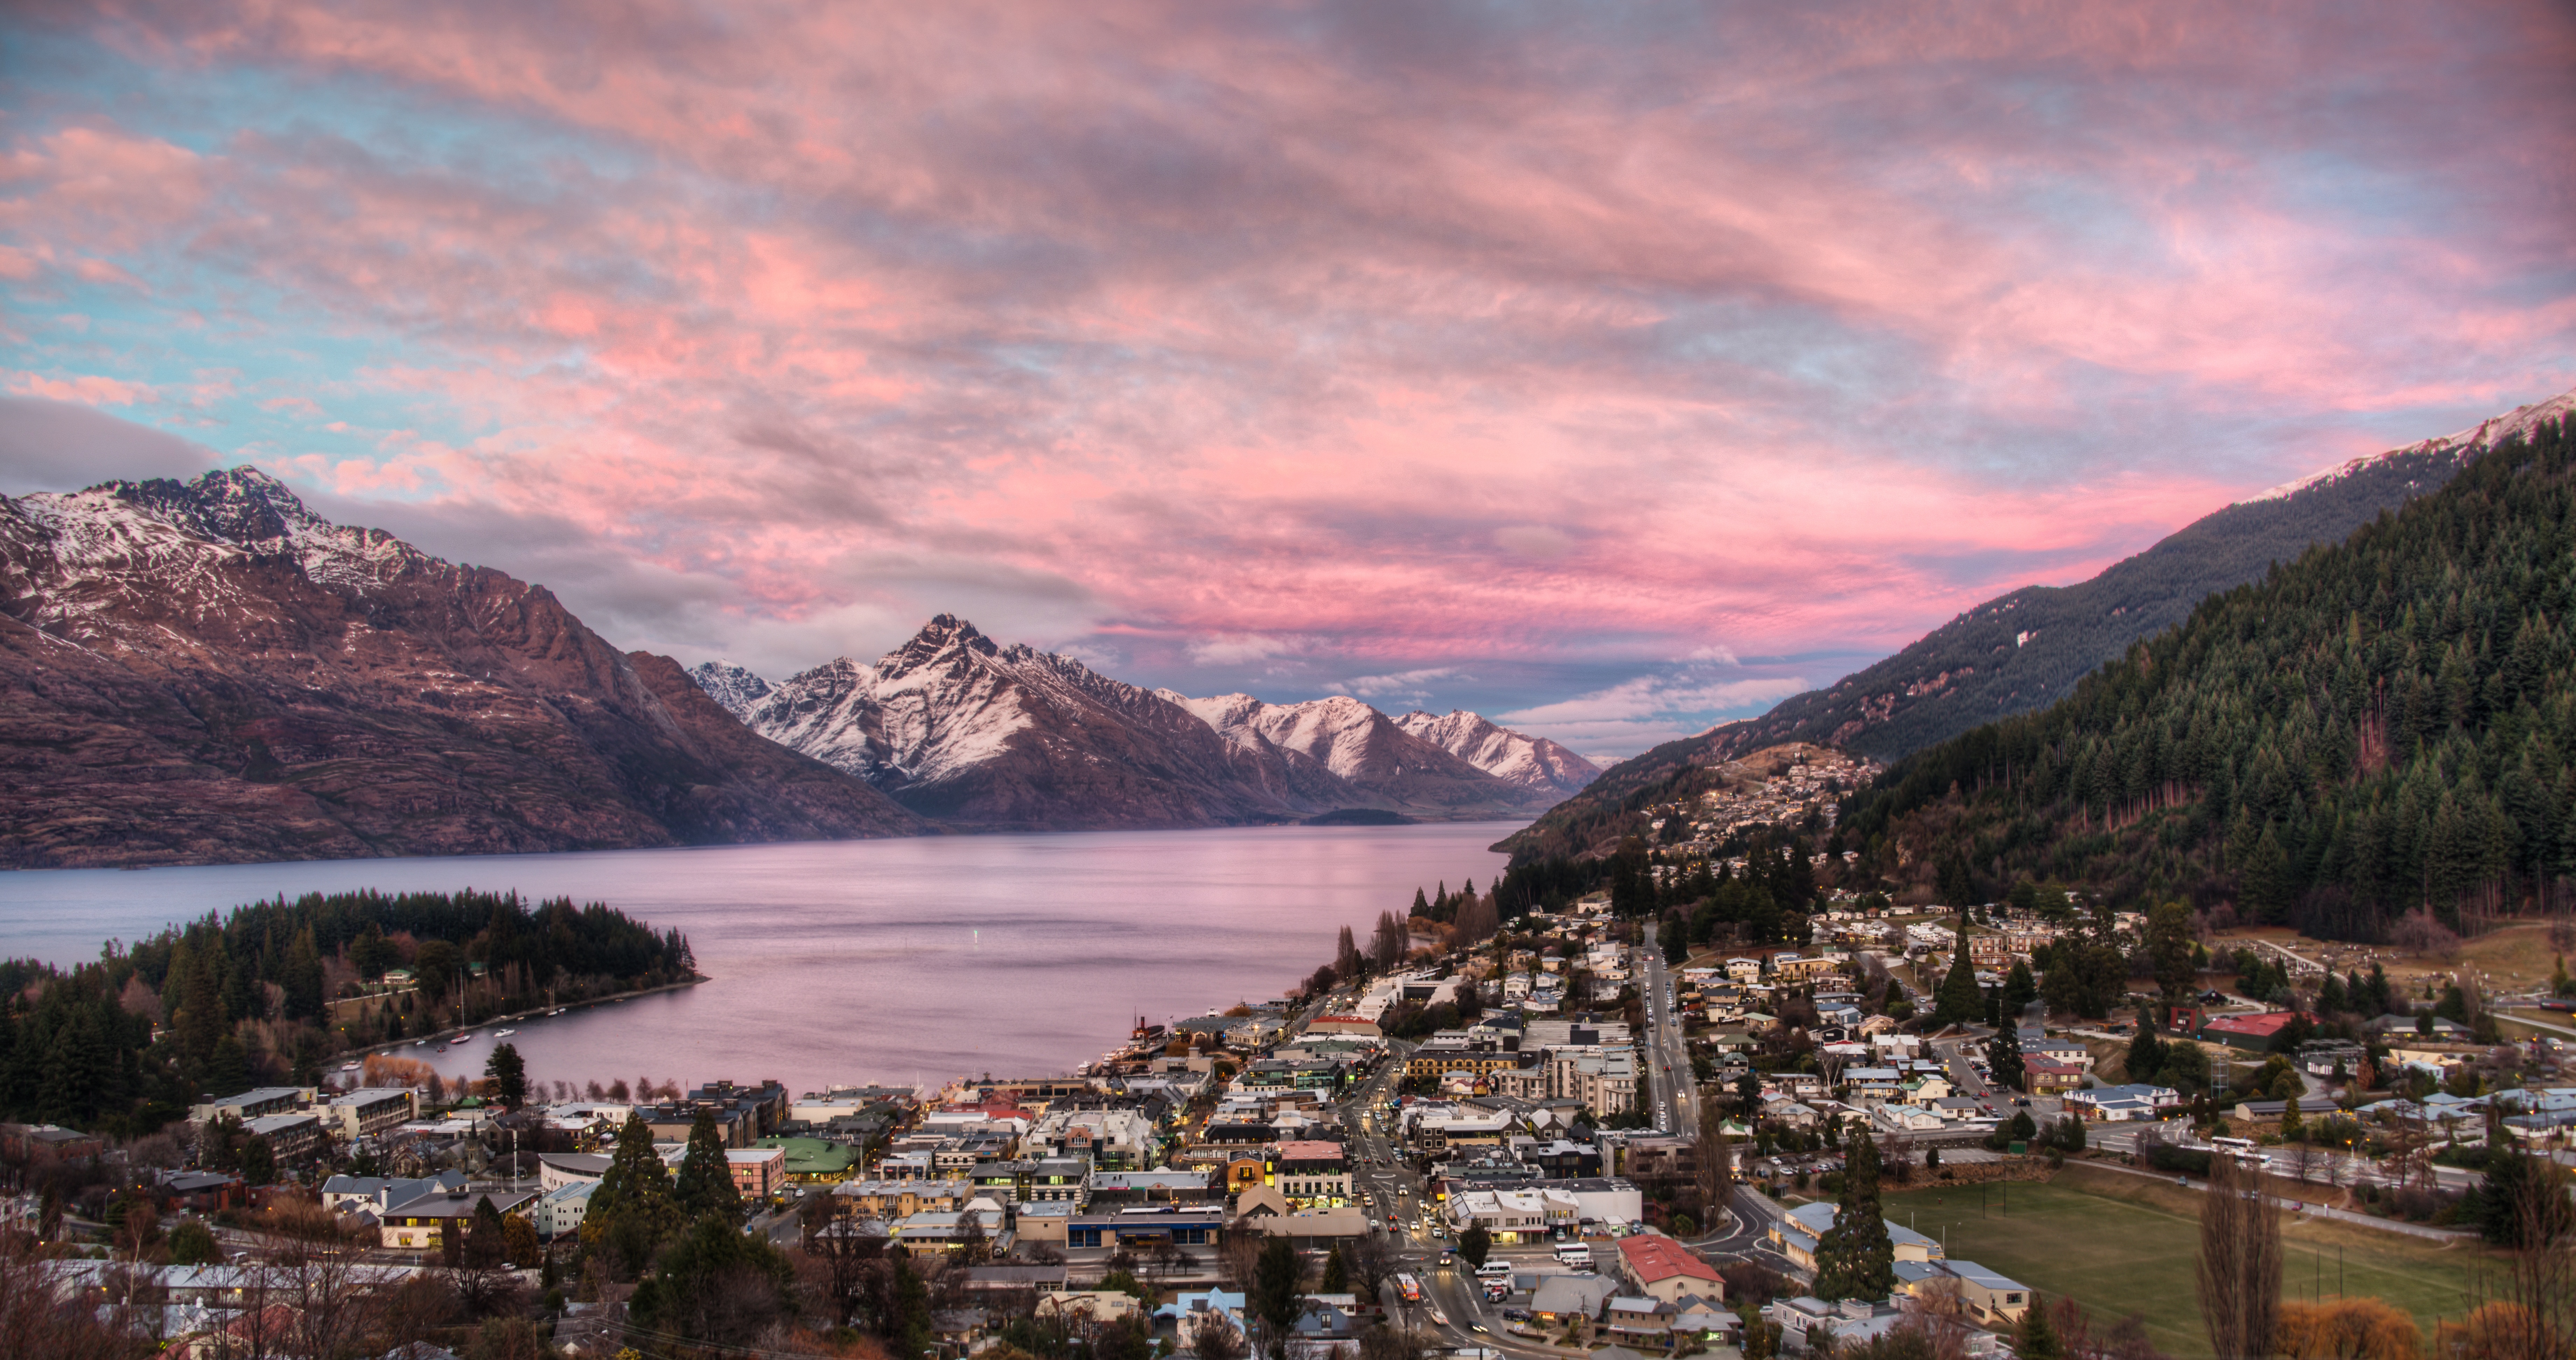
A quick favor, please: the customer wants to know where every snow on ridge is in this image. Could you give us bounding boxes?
[2248,387,2576,504]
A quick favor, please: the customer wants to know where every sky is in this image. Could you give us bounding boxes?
[2,2,2573,761]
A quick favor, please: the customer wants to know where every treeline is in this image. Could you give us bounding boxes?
[0,889,696,1135]
[1841,416,2576,941]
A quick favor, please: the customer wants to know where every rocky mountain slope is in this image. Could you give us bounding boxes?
[698,622,1590,829]
[0,469,928,867]
[1496,387,2576,863]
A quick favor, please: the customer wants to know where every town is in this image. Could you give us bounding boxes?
[12,863,2576,1360]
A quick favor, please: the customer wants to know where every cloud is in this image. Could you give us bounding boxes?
[1188,634,1298,666]
[0,0,2567,762]
[1340,667,1466,698]
[0,398,219,494]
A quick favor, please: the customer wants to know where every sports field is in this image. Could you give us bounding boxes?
[1880,1167,2496,1359]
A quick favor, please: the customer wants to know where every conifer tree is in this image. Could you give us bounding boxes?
[1811,1128,1895,1301]
[584,1111,676,1251]
[675,1107,745,1222]
[1988,1020,2025,1093]
[2014,1295,2062,1360]
[1934,913,1982,1026]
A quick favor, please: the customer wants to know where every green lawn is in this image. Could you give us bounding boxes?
[1880,1172,2489,1359]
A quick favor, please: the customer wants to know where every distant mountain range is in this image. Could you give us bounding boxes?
[0,469,927,867]
[691,619,1598,831]
[1498,386,2576,863]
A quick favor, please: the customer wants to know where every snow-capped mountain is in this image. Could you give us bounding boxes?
[710,618,1577,829]
[0,468,926,866]
[690,660,773,719]
[2251,387,2576,503]
[1395,709,1601,798]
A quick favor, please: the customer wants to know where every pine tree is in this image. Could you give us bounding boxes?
[2127,1014,2166,1085]
[585,1111,676,1248]
[2001,960,2038,1019]
[484,1042,528,1108]
[1934,914,1982,1026]
[2014,1296,2062,1360]
[1988,1021,2025,1093]
[674,1107,745,1222]
[1811,1129,1895,1301]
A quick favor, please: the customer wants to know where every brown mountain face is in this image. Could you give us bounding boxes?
[0,469,926,867]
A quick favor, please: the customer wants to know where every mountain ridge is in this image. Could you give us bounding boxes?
[0,468,928,867]
[696,623,1596,830]
[1496,386,2576,864]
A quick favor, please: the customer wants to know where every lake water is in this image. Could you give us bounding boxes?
[0,823,1509,1096]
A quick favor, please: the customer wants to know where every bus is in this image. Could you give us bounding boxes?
[1394,1273,1424,1304]
[1553,1242,1593,1268]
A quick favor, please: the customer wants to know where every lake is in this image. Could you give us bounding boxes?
[0,823,1510,1096]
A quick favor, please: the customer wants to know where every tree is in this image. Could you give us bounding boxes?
[2273,1297,2427,1360]
[1812,1128,1895,1302]
[1934,925,1983,1027]
[483,1042,528,1108]
[2127,1014,2166,1085]
[1248,1236,1307,1360]
[583,1111,677,1274]
[168,1218,219,1265]
[631,1212,797,1346]
[2001,960,2038,1020]
[1458,1223,1491,1269]
[674,1107,745,1223]
[2013,1292,2062,1360]
[2196,1156,2283,1360]
[1988,1022,2025,1093]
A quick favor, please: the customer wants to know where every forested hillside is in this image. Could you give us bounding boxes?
[0,890,694,1134]
[1839,414,2576,941]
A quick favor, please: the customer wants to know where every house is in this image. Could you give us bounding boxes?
[1603,1297,1674,1342]
[1530,1273,1619,1325]
[321,1170,465,1216]
[2022,1058,2086,1096]
[1614,1233,1727,1304]
[1943,1260,2033,1324]
[1772,1202,1941,1271]
[2197,1012,2305,1052]
[2063,1083,2181,1120]
[379,1187,541,1251]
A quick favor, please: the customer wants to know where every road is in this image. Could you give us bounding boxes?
[1634,948,1698,1139]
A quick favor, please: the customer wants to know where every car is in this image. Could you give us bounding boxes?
[2015,1097,2031,1107]
[1503,1309,1532,1322]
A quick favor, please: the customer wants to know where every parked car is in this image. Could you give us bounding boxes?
[1503,1309,1532,1322]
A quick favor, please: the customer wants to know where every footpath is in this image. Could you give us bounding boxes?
[2077,1157,2476,1243]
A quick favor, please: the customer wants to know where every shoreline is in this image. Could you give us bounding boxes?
[340,974,710,1065]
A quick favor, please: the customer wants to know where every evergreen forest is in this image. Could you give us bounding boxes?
[1840,415,2576,940]
[0,889,696,1135]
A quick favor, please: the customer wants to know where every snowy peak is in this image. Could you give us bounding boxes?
[687,660,773,721]
[1395,708,1601,797]
[707,617,1573,828]
[2251,386,2576,503]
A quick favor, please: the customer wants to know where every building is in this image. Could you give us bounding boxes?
[1269,1140,1352,1207]
[532,1180,596,1240]
[751,1136,857,1183]
[539,1153,612,1191]
[322,1087,419,1141]
[835,1179,970,1219]
[1065,1206,1221,1250]
[2198,1012,2305,1052]
[191,1087,313,1124]
[242,1111,325,1162]
[1615,1233,1727,1304]
[1772,1202,1942,1271]
[727,1146,787,1199]
[379,1187,541,1251]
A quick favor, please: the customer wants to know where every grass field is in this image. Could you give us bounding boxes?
[1880,1166,2501,1359]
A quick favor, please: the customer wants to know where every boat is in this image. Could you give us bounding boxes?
[493,1029,517,1038]
[452,1033,475,1044]
[340,1061,362,1072]
[548,1009,565,1016]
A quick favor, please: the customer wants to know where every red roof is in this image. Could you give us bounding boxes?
[2202,1012,2300,1038]
[1617,1233,1724,1285]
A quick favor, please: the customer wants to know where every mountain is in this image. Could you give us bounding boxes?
[1496,387,2576,864]
[0,468,928,868]
[689,660,773,718]
[1393,708,1600,798]
[1837,405,2575,941]
[708,619,1579,829]
[1164,692,1553,817]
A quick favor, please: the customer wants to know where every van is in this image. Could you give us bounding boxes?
[1475,1261,1514,1283]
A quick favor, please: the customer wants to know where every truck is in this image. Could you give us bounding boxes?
[1394,1273,1424,1304]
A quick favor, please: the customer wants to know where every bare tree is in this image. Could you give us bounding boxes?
[1690,1109,1735,1232]
[2196,1156,2283,1360]
[2283,1141,2328,1187]
[802,1194,887,1328]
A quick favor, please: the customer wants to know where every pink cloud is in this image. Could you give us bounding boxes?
[5,371,159,406]
[2,0,2570,727]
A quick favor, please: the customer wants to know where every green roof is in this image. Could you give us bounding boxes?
[754,1136,857,1174]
